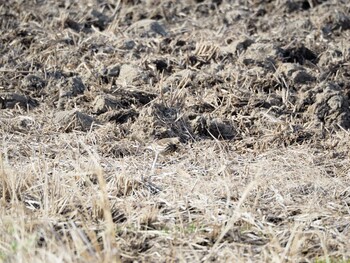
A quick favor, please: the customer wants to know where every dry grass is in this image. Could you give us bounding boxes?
[1,129,350,262]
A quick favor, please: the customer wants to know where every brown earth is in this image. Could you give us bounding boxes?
[1,0,350,262]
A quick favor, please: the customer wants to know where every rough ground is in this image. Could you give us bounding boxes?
[1,0,350,262]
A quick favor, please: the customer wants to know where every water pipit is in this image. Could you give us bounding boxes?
[146,137,180,173]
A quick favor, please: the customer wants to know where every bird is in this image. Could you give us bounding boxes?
[146,137,181,173]
[146,137,180,155]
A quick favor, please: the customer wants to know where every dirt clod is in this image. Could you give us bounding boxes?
[0,93,37,109]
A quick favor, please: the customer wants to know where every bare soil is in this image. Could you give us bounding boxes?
[1,0,350,262]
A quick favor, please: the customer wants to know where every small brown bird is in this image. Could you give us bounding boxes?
[146,137,181,172]
[146,137,180,155]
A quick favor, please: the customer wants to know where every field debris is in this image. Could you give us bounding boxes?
[1,0,350,262]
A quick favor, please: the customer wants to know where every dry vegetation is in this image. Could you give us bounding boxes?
[1,0,350,262]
